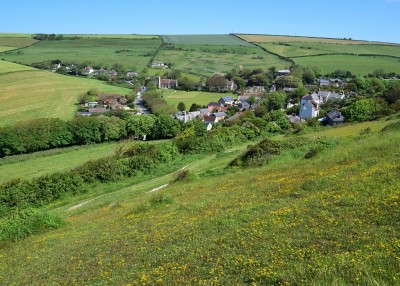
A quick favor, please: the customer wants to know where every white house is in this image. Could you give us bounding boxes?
[82,66,94,75]
[300,100,319,120]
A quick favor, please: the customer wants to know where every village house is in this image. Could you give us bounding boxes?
[242,86,265,97]
[203,115,219,124]
[174,111,200,123]
[156,76,178,89]
[283,87,297,94]
[151,62,167,68]
[226,80,237,91]
[299,93,322,120]
[317,91,345,102]
[207,102,227,112]
[199,108,211,116]
[211,112,227,121]
[277,69,290,76]
[218,96,234,106]
[82,66,94,75]
[288,113,302,124]
[299,100,319,120]
[324,109,345,126]
[126,71,138,77]
[238,100,250,111]
[84,101,98,108]
[317,78,330,86]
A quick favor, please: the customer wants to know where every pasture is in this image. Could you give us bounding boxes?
[63,34,159,39]
[0,36,38,52]
[294,54,400,75]
[155,44,287,77]
[0,61,131,126]
[237,34,396,45]
[162,34,254,46]
[159,89,226,109]
[0,60,35,74]
[0,37,162,70]
[0,142,120,184]
[258,42,400,58]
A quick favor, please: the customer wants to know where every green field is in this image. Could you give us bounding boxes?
[156,44,287,76]
[1,120,399,285]
[0,36,38,52]
[294,54,400,75]
[0,61,131,126]
[238,34,400,75]
[0,143,121,184]
[0,33,33,38]
[0,60,35,74]
[63,34,159,39]
[258,42,400,58]
[159,89,226,109]
[237,34,396,45]
[0,37,162,70]
[162,34,254,46]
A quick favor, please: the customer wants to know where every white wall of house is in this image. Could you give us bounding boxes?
[300,101,319,120]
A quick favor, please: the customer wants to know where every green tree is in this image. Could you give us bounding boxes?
[247,96,257,107]
[249,73,269,87]
[302,68,316,85]
[151,115,181,139]
[275,76,303,89]
[263,92,287,111]
[177,102,186,112]
[232,76,245,89]
[70,116,102,144]
[189,103,202,112]
[205,75,227,91]
[342,98,379,122]
[126,115,156,138]
[100,116,127,141]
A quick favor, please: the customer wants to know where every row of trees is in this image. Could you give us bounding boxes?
[0,114,184,157]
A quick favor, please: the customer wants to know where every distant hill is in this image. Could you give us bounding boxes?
[237,34,400,75]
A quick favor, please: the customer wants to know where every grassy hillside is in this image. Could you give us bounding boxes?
[238,34,400,75]
[0,36,38,52]
[162,34,254,46]
[258,42,400,58]
[294,54,400,75]
[0,37,162,70]
[0,61,131,126]
[0,120,399,285]
[237,34,397,45]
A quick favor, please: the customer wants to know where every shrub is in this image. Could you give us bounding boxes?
[0,209,64,242]
[149,193,174,207]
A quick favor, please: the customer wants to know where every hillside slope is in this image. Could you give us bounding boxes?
[0,61,131,126]
[0,121,399,285]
